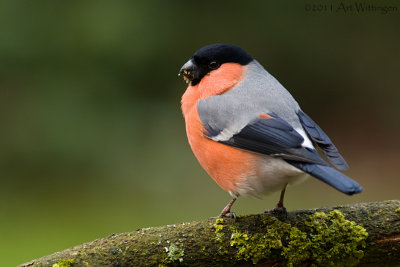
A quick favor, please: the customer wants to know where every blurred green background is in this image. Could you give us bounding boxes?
[1,1,399,266]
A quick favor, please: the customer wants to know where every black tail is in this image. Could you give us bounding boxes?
[289,162,363,195]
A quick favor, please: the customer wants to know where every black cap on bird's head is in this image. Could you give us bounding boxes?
[179,43,253,85]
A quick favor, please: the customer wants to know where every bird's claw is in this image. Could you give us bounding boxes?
[264,205,288,218]
[209,212,237,220]
[221,212,237,219]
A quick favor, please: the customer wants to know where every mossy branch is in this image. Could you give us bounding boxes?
[21,200,400,266]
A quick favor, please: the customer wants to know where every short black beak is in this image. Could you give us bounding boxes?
[179,59,196,83]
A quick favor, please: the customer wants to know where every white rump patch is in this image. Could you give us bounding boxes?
[295,128,314,149]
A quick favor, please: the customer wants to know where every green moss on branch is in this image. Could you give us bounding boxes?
[225,210,367,266]
[20,200,400,266]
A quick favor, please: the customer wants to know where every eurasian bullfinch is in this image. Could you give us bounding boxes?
[179,43,362,217]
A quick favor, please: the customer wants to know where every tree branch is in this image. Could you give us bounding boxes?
[21,200,400,266]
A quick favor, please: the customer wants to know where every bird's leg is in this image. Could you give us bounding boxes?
[275,183,288,211]
[264,183,288,215]
[218,197,237,218]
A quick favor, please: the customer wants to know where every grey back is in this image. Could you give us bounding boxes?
[197,60,302,141]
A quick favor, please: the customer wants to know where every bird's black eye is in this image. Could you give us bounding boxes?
[208,61,220,70]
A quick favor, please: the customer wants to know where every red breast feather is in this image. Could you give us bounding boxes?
[181,63,259,194]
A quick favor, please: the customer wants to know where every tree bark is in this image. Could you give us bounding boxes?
[21,200,400,266]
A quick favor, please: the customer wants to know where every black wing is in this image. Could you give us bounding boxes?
[297,110,349,170]
[203,112,362,195]
[204,113,328,166]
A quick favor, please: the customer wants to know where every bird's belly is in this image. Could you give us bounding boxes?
[236,156,309,197]
[188,130,259,195]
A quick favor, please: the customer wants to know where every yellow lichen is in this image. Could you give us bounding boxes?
[52,259,74,267]
[226,210,368,266]
[214,218,225,242]
[304,210,368,266]
[281,226,311,266]
[230,220,289,264]
[213,218,230,255]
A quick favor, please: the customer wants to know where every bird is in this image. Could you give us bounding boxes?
[179,43,362,218]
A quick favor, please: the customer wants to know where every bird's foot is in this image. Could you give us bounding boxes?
[263,205,288,218]
[209,211,237,219]
[210,198,237,219]
[220,211,237,219]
